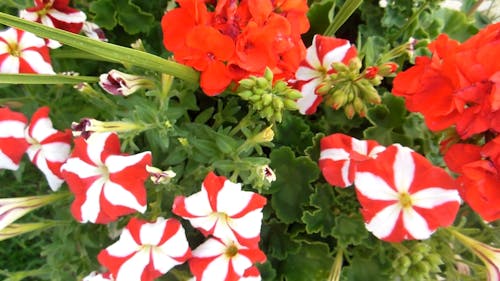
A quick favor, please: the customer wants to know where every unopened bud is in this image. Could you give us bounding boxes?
[146,165,176,184]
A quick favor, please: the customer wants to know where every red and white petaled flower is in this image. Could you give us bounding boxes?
[82,21,108,42]
[0,107,29,170]
[82,271,114,281]
[60,132,151,223]
[294,35,357,114]
[0,28,54,74]
[189,238,265,281]
[173,172,267,247]
[354,144,461,242]
[20,0,86,48]
[98,217,191,281]
[25,107,71,191]
[319,133,385,188]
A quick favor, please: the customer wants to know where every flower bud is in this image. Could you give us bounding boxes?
[260,165,276,183]
[82,21,107,42]
[71,118,143,138]
[99,69,154,96]
[146,165,176,184]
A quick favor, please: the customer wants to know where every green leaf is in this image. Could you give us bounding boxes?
[302,184,338,237]
[331,214,369,248]
[0,74,98,84]
[342,256,391,281]
[269,147,319,223]
[435,9,478,42]
[0,12,199,84]
[116,0,155,34]
[261,219,301,260]
[324,0,363,36]
[275,112,314,153]
[281,241,334,281]
[89,0,117,29]
[366,93,406,129]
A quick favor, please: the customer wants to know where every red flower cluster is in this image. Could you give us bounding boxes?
[444,137,500,222]
[392,23,500,139]
[161,0,308,95]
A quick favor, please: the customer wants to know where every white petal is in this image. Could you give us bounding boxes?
[60,158,101,178]
[295,66,321,81]
[19,10,39,21]
[351,138,368,155]
[322,42,352,69]
[40,142,70,162]
[80,178,105,223]
[227,210,263,239]
[48,9,86,23]
[0,55,20,73]
[115,250,150,281]
[192,238,226,258]
[184,188,214,216]
[151,248,182,274]
[0,28,19,43]
[393,145,415,193]
[20,50,55,74]
[0,120,26,138]
[368,145,386,158]
[0,149,18,170]
[402,208,433,240]
[231,253,253,276]
[305,36,321,69]
[365,203,401,239]
[296,78,321,114]
[28,117,57,142]
[139,218,167,246]
[319,148,349,161]
[18,31,46,49]
[199,255,230,281]
[212,218,238,243]
[157,222,190,258]
[216,181,250,216]
[32,149,64,191]
[105,152,150,174]
[106,229,140,257]
[86,133,111,165]
[188,215,218,233]
[103,181,146,213]
[354,172,399,200]
[411,188,461,208]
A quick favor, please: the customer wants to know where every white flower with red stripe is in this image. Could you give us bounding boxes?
[173,172,267,247]
[319,133,385,188]
[20,0,86,48]
[97,217,191,281]
[82,271,113,281]
[60,132,151,223]
[294,35,357,114]
[0,28,54,74]
[0,107,29,170]
[354,144,461,242]
[189,238,265,281]
[25,107,72,191]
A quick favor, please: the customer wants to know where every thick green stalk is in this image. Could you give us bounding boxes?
[0,74,98,84]
[0,12,200,84]
[324,0,363,36]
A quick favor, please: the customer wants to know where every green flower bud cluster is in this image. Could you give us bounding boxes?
[392,242,443,281]
[237,68,302,122]
[316,57,382,119]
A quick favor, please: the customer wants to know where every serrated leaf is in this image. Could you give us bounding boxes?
[366,93,406,128]
[269,147,319,223]
[89,0,117,29]
[281,241,334,281]
[275,112,314,153]
[332,214,369,247]
[342,256,391,281]
[435,9,478,41]
[302,184,337,237]
[116,0,155,34]
[261,219,300,260]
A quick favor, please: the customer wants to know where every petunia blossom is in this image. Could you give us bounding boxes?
[173,172,267,247]
[25,107,72,191]
[354,144,461,242]
[0,28,54,74]
[0,107,29,170]
[294,35,357,114]
[20,0,87,48]
[60,132,151,223]
[82,271,114,281]
[319,133,385,188]
[98,217,191,281]
[189,238,266,281]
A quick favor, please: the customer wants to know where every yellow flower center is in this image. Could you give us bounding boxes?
[99,165,110,180]
[224,244,239,258]
[8,42,21,57]
[399,192,413,209]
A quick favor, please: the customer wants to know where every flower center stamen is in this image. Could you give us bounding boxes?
[99,165,110,180]
[8,42,21,57]
[224,244,238,258]
[399,192,413,209]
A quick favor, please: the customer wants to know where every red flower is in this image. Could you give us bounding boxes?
[319,133,385,188]
[355,145,461,242]
[393,23,500,138]
[0,107,29,170]
[98,217,191,281]
[61,132,151,223]
[444,139,500,222]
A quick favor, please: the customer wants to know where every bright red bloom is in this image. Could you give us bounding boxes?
[0,107,29,171]
[444,139,500,222]
[98,217,191,281]
[61,132,151,223]
[393,23,500,138]
[319,133,385,188]
[355,145,461,242]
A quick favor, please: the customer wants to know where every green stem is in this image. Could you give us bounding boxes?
[0,12,199,84]
[466,0,485,17]
[0,74,98,84]
[328,248,344,281]
[51,47,119,62]
[389,1,429,42]
[324,0,363,36]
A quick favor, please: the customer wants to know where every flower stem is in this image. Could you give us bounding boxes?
[324,0,363,36]
[389,1,429,42]
[328,248,344,281]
